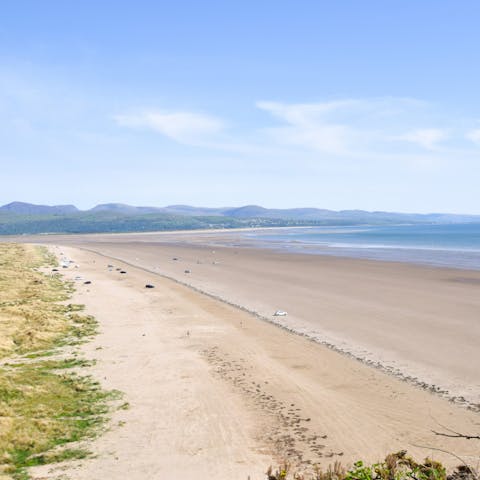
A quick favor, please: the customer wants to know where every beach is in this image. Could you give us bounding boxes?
[25,230,480,406]
[17,230,480,478]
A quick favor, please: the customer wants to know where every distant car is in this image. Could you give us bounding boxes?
[184,269,191,274]
[273,310,288,316]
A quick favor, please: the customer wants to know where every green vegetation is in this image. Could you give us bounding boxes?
[0,243,118,479]
[267,451,477,480]
[0,211,336,236]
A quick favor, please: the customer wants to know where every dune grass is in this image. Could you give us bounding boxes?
[0,243,118,479]
[0,243,71,357]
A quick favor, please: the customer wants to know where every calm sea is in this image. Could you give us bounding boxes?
[242,223,480,270]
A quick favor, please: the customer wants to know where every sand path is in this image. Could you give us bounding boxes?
[30,245,480,480]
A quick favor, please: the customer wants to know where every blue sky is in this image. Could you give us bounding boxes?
[1,1,480,213]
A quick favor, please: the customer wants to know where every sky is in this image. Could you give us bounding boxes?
[1,1,480,213]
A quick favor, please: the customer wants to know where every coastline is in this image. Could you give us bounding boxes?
[9,223,480,271]
[77,244,480,412]
[23,231,480,409]
[28,244,480,477]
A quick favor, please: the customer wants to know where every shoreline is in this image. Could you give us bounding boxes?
[7,223,480,272]
[28,243,480,477]
[76,245,480,413]
[22,231,480,409]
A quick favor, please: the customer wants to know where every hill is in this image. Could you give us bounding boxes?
[1,201,480,236]
[0,202,79,215]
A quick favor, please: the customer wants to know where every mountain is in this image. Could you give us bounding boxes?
[224,205,270,218]
[0,202,79,215]
[89,204,232,216]
[1,202,480,230]
[161,205,231,216]
[89,203,165,215]
[224,206,335,219]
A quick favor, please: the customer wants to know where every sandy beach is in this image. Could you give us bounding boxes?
[24,230,480,406]
[16,231,479,478]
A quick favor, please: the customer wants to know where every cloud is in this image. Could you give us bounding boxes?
[256,100,362,155]
[257,99,364,125]
[114,99,477,162]
[466,129,480,144]
[397,128,449,150]
[113,108,281,155]
[114,110,224,143]
[256,97,472,158]
[256,97,438,156]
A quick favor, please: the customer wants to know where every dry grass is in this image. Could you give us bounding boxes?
[0,244,72,357]
[0,243,117,479]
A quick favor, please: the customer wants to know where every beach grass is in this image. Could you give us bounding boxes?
[0,243,118,479]
[0,243,71,357]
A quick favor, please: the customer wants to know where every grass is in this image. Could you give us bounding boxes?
[0,243,72,357]
[0,243,119,479]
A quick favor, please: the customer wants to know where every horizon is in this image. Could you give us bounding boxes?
[2,1,480,214]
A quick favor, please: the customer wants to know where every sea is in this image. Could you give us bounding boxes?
[240,223,480,270]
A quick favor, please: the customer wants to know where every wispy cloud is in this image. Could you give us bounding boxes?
[113,98,480,162]
[255,97,447,157]
[256,97,480,158]
[114,110,225,144]
[113,107,279,155]
[466,129,480,144]
[397,128,449,150]
[256,100,357,155]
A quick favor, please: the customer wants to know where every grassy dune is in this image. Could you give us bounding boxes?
[0,244,118,480]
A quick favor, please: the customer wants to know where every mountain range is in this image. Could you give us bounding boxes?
[1,201,480,236]
[1,201,480,223]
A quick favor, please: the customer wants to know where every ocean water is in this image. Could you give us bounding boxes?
[242,223,480,270]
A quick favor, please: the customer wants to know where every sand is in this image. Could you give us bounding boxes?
[22,234,480,479]
[27,230,480,406]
